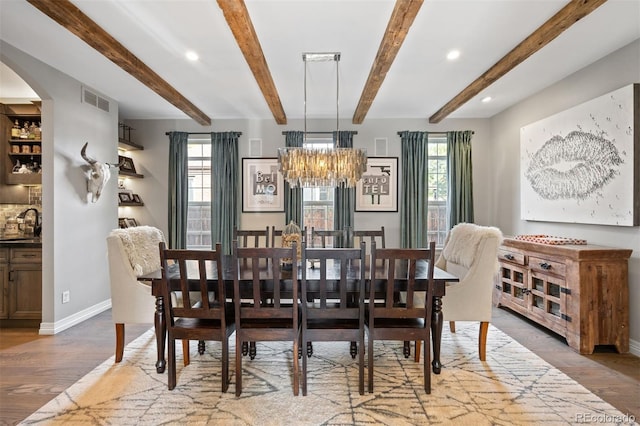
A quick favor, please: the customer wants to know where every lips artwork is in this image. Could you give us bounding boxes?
[525,130,623,201]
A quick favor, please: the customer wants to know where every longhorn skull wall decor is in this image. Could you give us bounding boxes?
[80,142,123,203]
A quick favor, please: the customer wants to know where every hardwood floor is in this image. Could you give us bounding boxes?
[0,307,638,425]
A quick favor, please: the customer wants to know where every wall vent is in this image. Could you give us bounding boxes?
[82,86,110,112]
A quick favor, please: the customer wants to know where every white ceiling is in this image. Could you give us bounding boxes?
[0,0,638,123]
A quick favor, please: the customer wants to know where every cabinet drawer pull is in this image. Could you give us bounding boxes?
[504,254,514,260]
[21,254,37,258]
[539,262,552,270]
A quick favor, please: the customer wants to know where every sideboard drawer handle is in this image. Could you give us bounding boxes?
[504,254,514,260]
[539,262,552,270]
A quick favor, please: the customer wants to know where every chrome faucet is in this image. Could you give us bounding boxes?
[18,208,41,237]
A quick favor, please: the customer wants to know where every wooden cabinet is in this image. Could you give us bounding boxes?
[494,238,632,354]
[1,103,42,185]
[0,246,42,322]
[0,249,8,319]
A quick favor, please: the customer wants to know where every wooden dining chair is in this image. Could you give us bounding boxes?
[300,242,366,395]
[232,241,301,396]
[233,226,270,247]
[158,242,235,391]
[352,226,386,250]
[366,241,436,393]
[233,226,270,357]
[311,227,347,248]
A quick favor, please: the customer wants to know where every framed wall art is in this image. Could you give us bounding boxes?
[520,83,638,226]
[118,155,137,173]
[242,157,285,212]
[356,157,398,212]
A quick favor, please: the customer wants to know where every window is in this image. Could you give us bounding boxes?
[187,137,211,249]
[302,138,335,246]
[427,134,448,247]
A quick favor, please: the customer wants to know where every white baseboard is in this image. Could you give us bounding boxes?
[38,300,112,335]
[628,338,640,357]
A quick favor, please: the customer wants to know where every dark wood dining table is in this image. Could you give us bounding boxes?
[143,255,459,375]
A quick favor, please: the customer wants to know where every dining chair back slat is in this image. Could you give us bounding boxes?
[232,241,301,396]
[158,242,235,391]
[367,241,436,394]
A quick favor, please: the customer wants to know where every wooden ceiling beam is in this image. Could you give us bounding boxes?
[217,0,287,125]
[352,0,423,124]
[428,0,608,124]
[26,0,211,126]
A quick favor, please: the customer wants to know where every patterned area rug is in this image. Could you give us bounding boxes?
[21,323,635,425]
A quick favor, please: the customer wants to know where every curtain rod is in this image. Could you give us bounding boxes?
[164,132,243,136]
[281,131,358,135]
[396,131,475,135]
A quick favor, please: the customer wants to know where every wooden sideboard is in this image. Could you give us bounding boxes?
[493,238,632,354]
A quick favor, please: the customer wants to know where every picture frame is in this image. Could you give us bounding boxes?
[118,155,136,173]
[118,218,127,228]
[355,157,398,212]
[242,157,285,212]
[132,194,142,204]
[124,218,138,228]
[118,192,132,203]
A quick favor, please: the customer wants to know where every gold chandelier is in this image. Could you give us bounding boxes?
[278,52,367,188]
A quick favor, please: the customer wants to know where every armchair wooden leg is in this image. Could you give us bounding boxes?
[414,340,421,362]
[479,321,489,361]
[449,321,456,333]
[182,340,190,366]
[115,323,125,363]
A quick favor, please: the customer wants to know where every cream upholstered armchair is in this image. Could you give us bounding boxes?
[107,226,189,364]
[415,223,503,362]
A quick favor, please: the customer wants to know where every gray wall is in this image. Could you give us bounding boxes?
[2,42,119,332]
[488,39,640,350]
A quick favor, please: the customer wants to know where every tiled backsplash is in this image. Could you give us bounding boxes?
[0,187,42,231]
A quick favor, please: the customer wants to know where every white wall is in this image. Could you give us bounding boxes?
[1,42,119,332]
[126,116,493,250]
[489,39,640,350]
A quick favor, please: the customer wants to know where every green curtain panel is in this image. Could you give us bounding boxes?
[447,130,474,227]
[167,131,189,249]
[211,132,240,255]
[333,130,356,247]
[399,131,428,248]
[283,131,304,227]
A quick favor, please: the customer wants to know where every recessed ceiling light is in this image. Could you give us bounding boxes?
[185,51,199,61]
[481,96,492,103]
[446,50,460,61]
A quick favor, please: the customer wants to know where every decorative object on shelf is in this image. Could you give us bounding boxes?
[132,194,143,204]
[355,157,398,212]
[118,217,139,228]
[520,83,638,227]
[242,158,284,212]
[118,192,132,203]
[118,155,137,173]
[81,142,123,203]
[277,52,367,188]
[124,218,139,228]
